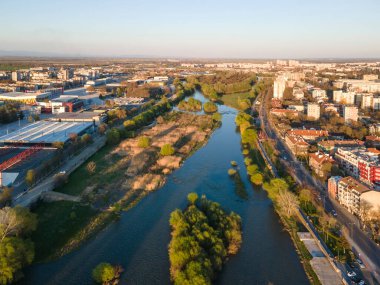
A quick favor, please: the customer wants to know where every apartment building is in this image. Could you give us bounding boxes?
[273,77,286,99]
[335,147,380,187]
[284,134,309,156]
[309,152,335,177]
[307,103,320,120]
[286,129,329,141]
[337,176,370,216]
[311,88,327,100]
[328,176,342,199]
[292,87,304,100]
[343,105,358,122]
[318,140,364,154]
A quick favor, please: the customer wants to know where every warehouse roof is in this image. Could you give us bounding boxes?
[0,121,92,144]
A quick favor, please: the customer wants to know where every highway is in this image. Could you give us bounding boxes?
[258,91,380,283]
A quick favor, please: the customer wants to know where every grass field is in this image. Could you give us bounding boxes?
[220,92,251,110]
[31,201,98,261]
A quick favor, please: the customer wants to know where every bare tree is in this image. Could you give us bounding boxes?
[0,207,21,241]
[360,200,373,229]
[277,190,299,218]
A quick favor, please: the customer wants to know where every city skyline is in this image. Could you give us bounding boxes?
[1,0,380,58]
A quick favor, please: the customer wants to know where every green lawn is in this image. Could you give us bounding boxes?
[31,201,98,261]
[220,92,251,110]
[55,144,124,196]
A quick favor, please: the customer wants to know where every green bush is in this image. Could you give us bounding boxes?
[203,102,218,113]
[228,168,237,176]
[137,136,150,148]
[211,112,222,122]
[92,263,116,284]
[160,144,175,156]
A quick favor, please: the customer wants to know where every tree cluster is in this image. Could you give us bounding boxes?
[169,193,242,285]
[0,103,23,124]
[178,98,202,112]
[0,206,37,285]
[203,102,218,113]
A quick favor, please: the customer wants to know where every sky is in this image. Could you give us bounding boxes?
[1,0,380,59]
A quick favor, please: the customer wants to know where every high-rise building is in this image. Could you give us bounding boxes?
[343,105,358,122]
[307,103,320,120]
[11,71,21,81]
[273,77,286,99]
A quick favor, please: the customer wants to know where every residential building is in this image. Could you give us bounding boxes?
[273,77,286,99]
[343,105,358,122]
[307,103,320,120]
[328,176,342,199]
[318,140,364,154]
[363,74,379,81]
[335,147,380,187]
[270,108,298,118]
[311,88,327,100]
[308,152,335,177]
[11,71,21,82]
[286,129,329,141]
[337,176,370,216]
[292,87,304,100]
[284,134,309,156]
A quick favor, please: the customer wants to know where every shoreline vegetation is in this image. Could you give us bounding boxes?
[30,80,223,262]
[232,85,324,284]
[169,193,242,285]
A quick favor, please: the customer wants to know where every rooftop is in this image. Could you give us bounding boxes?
[0,121,92,144]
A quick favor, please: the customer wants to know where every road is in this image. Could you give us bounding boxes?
[258,91,380,283]
[14,136,106,207]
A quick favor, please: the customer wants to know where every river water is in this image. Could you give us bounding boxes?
[22,90,309,285]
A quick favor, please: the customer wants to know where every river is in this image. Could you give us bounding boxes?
[22,90,309,285]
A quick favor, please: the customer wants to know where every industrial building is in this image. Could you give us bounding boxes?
[0,121,93,145]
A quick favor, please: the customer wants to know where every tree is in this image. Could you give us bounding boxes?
[0,206,37,241]
[246,164,259,176]
[0,187,13,207]
[87,161,97,175]
[92,263,116,284]
[250,173,263,185]
[360,200,373,229]
[211,112,222,122]
[54,173,68,188]
[137,136,150,148]
[123,120,136,131]
[299,189,312,207]
[52,141,64,149]
[277,190,299,218]
[187,193,198,205]
[160,144,175,156]
[98,123,107,135]
[81,134,92,144]
[203,102,218,113]
[106,128,120,145]
[25,170,36,187]
[86,86,95,93]
[0,237,34,285]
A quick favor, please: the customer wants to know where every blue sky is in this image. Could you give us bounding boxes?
[1,0,380,58]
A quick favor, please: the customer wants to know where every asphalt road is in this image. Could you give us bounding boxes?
[258,92,380,283]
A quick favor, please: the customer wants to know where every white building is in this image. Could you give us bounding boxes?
[293,87,304,100]
[307,103,320,120]
[343,105,358,122]
[311,89,327,100]
[273,77,286,99]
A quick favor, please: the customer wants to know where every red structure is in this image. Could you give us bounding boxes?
[0,145,43,172]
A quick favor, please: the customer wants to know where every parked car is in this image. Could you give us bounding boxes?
[358,280,366,285]
[347,271,357,278]
[356,259,365,269]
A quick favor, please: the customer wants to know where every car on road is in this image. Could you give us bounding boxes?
[59,170,66,175]
[356,259,365,269]
[347,271,357,278]
[358,280,366,285]
[331,210,337,217]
